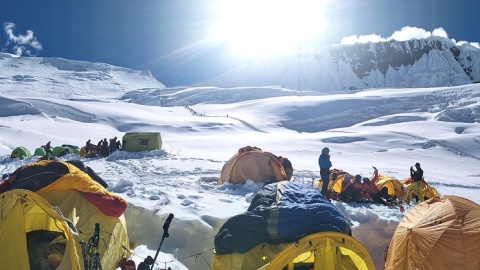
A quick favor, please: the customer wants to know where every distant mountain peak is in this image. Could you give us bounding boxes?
[202,37,480,92]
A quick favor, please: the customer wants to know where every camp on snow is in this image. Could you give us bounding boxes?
[385,195,480,270]
[0,160,131,270]
[12,144,80,159]
[212,181,374,270]
[218,146,293,185]
[121,132,162,152]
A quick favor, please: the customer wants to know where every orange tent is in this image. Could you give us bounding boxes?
[219,146,287,184]
[385,195,480,269]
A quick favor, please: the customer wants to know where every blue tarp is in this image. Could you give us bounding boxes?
[214,181,349,254]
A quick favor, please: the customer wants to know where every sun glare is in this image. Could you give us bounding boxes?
[213,0,326,56]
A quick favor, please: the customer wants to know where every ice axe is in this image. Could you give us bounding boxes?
[150,213,174,270]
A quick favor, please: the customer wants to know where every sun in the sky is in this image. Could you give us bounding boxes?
[212,0,326,56]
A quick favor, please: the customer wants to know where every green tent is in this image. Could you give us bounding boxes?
[122,132,162,152]
[52,146,72,157]
[62,144,80,154]
[34,146,47,156]
[10,146,32,159]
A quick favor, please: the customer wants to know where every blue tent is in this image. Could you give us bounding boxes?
[214,181,350,255]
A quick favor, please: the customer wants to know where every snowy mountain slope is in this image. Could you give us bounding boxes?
[0,53,165,100]
[121,86,317,106]
[202,37,480,92]
[0,96,42,117]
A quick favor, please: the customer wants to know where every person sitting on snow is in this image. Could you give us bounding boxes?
[362,167,390,205]
[405,162,425,204]
[353,174,368,202]
[340,173,363,202]
[339,174,351,200]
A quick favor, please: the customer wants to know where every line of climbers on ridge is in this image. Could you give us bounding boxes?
[318,147,430,206]
[85,137,121,158]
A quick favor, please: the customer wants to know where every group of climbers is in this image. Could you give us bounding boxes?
[85,137,121,158]
[318,147,429,206]
[329,167,393,205]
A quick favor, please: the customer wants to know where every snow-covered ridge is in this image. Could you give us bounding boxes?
[201,37,480,92]
[0,52,18,59]
[0,56,165,100]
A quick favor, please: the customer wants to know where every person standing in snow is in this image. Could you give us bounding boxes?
[85,139,91,154]
[109,137,117,153]
[97,140,102,155]
[405,162,425,204]
[410,162,424,181]
[116,140,122,151]
[318,147,332,198]
[101,138,109,157]
[45,141,52,156]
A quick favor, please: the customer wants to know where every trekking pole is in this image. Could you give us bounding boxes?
[80,240,88,270]
[90,223,101,270]
[150,213,174,270]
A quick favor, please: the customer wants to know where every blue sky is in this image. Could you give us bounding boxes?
[1,0,479,87]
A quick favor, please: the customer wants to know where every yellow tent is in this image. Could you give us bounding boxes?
[0,160,130,270]
[80,145,87,157]
[219,147,287,184]
[385,195,480,270]
[376,174,407,200]
[328,172,347,193]
[0,189,80,269]
[42,189,130,270]
[212,232,375,270]
[401,178,439,199]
